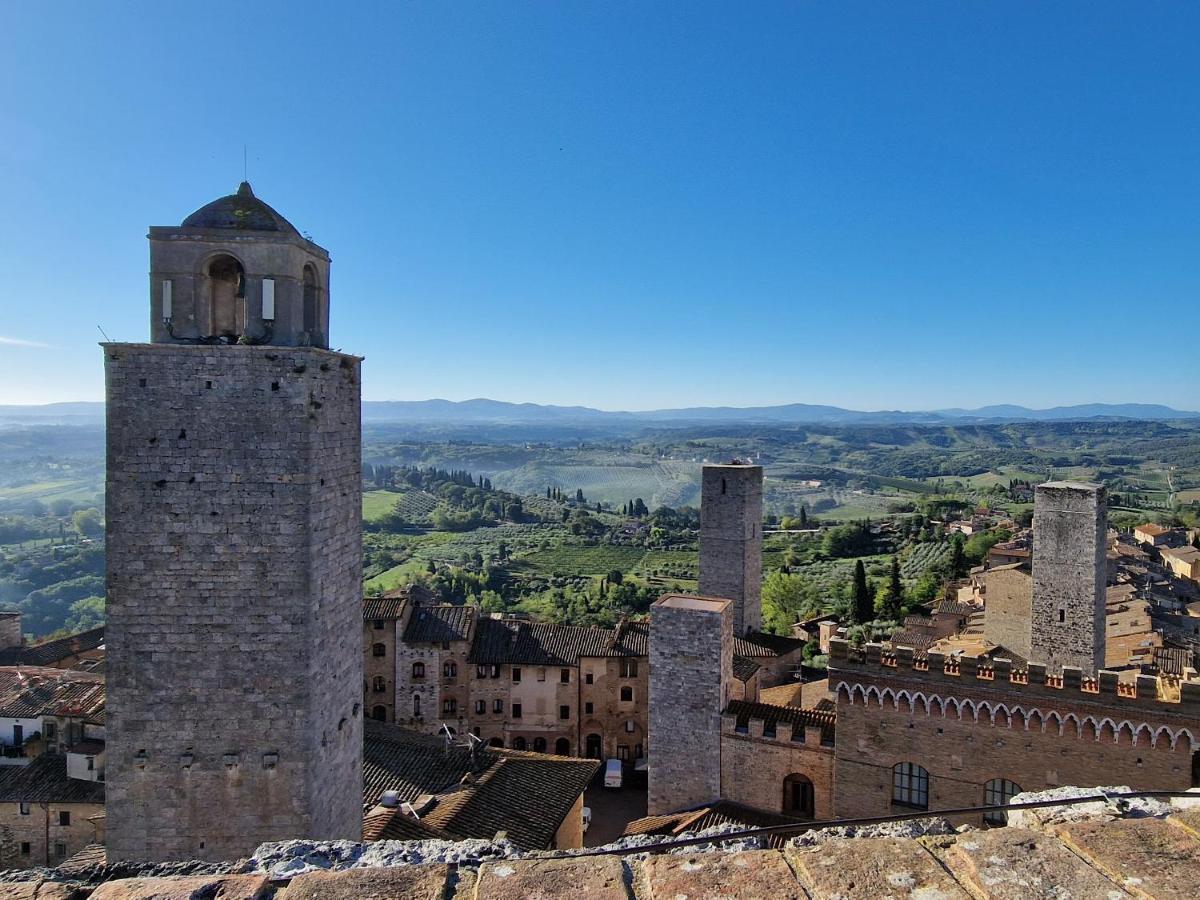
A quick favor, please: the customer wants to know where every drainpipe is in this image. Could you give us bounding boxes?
[40,802,49,868]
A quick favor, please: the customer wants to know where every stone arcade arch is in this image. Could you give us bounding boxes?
[555,738,571,756]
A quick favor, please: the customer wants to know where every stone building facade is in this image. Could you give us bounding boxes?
[698,463,763,635]
[1031,482,1107,674]
[364,596,408,725]
[648,595,733,815]
[981,563,1033,659]
[105,185,363,863]
[829,638,1199,823]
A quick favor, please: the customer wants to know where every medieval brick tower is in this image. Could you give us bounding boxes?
[1031,481,1107,675]
[104,183,363,862]
[698,462,763,635]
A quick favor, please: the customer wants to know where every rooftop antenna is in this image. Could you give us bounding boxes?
[243,144,248,182]
[97,325,113,342]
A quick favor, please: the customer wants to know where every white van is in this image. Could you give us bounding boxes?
[604,758,623,788]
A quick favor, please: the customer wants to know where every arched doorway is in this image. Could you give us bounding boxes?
[303,264,318,338]
[555,738,571,755]
[783,773,815,818]
[533,737,547,753]
[585,733,602,759]
[205,255,244,340]
[512,737,527,751]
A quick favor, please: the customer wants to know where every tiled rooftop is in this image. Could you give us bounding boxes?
[0,753,105,804]
[725,698,836,744]
[362,719,598,850]
[468,617,647,666]
[403,604,475,643]
[0,626,105,667]
[0,665,105,720]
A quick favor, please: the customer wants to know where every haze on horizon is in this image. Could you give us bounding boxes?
[2,3,1197,410]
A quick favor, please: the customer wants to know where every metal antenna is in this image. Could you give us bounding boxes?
[243,145,248,181]
[97,325,113,342]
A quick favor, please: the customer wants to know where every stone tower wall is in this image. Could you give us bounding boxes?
[0,614,21,651]
[648,595,732,815]
[698,465,762,635]
[104,342,362,863]
[1031,482,1106,675]
[982,565,1033,661]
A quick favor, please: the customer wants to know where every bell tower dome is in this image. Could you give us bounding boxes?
[148,182,331,348]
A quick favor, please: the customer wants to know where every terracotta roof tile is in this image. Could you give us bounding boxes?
[0,667,105,720]
[0,754,105,804]
[404,605,474,643]
[725,699,835,744]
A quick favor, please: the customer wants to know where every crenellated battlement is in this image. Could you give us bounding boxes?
[828,638,1200,720]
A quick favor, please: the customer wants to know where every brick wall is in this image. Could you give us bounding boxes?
[719,725,834,819]
[105,343,363,862]
[0,801,102,869]
[982,566,1032,659]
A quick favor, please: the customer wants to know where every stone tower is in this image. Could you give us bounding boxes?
[1030,481,1107,675]
[698,462,763,635]
[104,183,363,862]
[648,595,733,815]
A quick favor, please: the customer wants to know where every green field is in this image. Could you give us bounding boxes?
[362,490,401,521]
[513,545,647,576]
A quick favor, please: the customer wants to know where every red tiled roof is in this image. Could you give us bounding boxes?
[0,667,105,720]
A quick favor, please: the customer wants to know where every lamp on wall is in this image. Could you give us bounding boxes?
[162,280,173,323]
[262,279,275,321]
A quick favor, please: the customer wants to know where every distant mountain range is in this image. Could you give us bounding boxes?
[4,399,1196,426]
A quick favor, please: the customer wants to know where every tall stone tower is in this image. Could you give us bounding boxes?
[104,183,363,862]
[648,594,733,815]
[1031,481,1107,675]
[698,462,763,635]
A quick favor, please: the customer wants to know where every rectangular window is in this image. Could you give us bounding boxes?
[560,668,570,684]
[373,620,385,630]
[892,763,930,810]
[493,699,503,714]
[59,811,71,826]
[490,665,500,678]
[44,722,57,744]
[476,666,487,678]
[635,743,643,758]
[475,700,485,715]
[55,842,66,858]
[585,672,594,685]
[18,802,29,816]
[512,703,522,719]
[621,659,638,678]
[86,757,94,771]
[585,702,594,715]
[617,744,629,760]
[537,668,546,682]
[19,843,29,856]
[559,705,570,720]
[512,668,521,683]
[442,699,456,715]
[261,278,275,320]
[1058,609,1065,623]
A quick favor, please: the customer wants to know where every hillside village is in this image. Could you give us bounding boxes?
[0,182,1195,899]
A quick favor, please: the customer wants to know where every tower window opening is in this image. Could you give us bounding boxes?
[204,254,245,340]
[1058,609,1065,623]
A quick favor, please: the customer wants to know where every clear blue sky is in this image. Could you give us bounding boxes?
[2,3,1197,410]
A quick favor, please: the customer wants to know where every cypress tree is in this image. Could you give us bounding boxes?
[852,559,873,625]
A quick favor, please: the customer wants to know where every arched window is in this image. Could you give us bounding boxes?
[555,738,571,756]
[372,643,386,658]
[533,737,547,753]
[443,661,457,678]
[512,737,527,751]
[372,676,386,693]
[371,705,387,722]
[205,254,244,339]
[983,779,1022,825]
[783,774,815,818]
[412,662,425,678]
[892,762,929,810]
[302,264,318,338]
[413,695,422,718]
[620,687,633,702]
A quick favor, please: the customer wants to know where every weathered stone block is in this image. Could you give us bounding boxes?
[476,857,630,899]
[641,849,804,899]
[786,836,970,899]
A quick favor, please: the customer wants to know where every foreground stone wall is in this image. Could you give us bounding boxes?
[16,792,1200,898]
[104,343,363,863]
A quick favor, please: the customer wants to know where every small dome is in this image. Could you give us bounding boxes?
[181,182,300,235]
